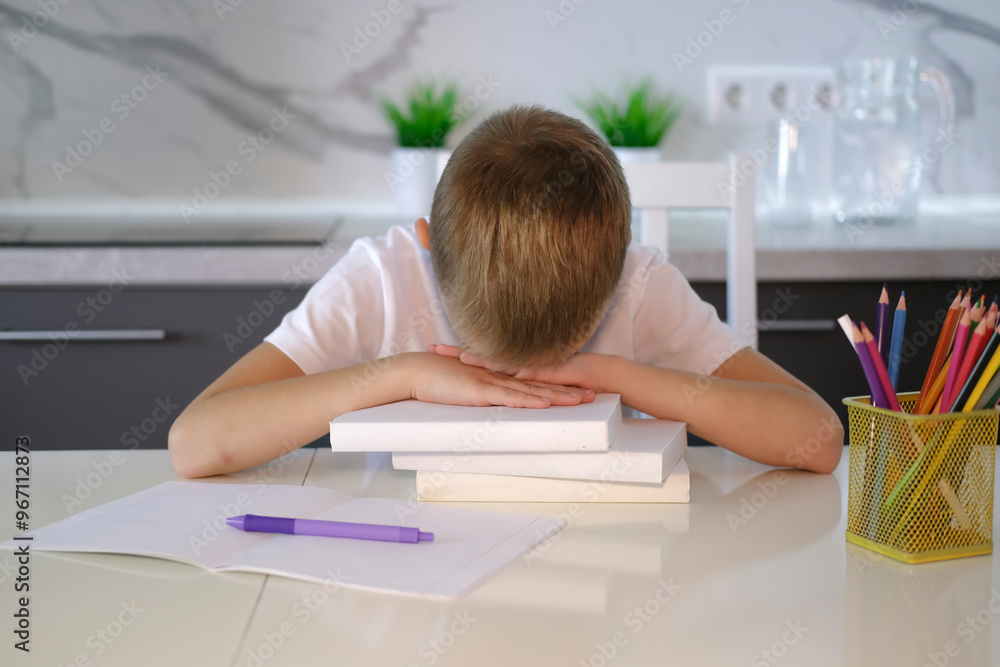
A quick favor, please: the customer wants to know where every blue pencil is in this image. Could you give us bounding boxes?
[887,292,906,390]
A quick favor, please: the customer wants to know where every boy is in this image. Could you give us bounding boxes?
[169,105,842,479]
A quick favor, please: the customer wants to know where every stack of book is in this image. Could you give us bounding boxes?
[329,394,689,502]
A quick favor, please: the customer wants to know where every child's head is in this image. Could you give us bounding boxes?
[429,105,631,372]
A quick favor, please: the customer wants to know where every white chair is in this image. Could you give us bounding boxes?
[624,157,758,349]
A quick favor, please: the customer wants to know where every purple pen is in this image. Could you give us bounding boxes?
[226,514,434,544]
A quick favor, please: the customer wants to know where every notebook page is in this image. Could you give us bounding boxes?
[1,482,354,570]
[227,497,567,598]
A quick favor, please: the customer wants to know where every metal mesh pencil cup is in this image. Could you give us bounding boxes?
[844,392,997,563]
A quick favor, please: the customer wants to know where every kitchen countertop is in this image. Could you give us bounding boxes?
[1,197,999,286]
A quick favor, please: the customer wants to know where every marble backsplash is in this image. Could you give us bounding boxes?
[0,0,996,205]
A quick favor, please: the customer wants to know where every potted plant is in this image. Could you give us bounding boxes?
[577,79,682,163]
[380,79,465,217]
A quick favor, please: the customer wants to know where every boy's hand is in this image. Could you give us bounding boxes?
[407,351,594,409]
[426,344,613,394]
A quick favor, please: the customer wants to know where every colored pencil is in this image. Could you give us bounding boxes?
[975,365,1000,411]
[933,389,946,413]
[875,285,891,363]
[953,310,998,411]
[915,293,962,413]
[962,317,1000,412]
[838,314,888,410]
[969,295,986,333]
[981,299,998,349]
[946,311,992,411]
[915,356,951,415]
[849,320,889,409]
[839,313,891,410]
[940,306,971,412]
[887,292,907,390]
[860,322,902,411]
[837,313,854,342]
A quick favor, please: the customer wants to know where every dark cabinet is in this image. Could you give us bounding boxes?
[5,278,996,453]
[0,287,311,451]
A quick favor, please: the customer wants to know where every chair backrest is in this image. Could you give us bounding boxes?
[623,158,758,349]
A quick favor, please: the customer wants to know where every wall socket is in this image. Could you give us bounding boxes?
[707,66,836,125]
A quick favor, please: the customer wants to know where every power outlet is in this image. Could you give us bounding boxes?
[707,66,836,124]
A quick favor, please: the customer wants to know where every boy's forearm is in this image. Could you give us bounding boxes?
[169,355,415,478]
[599,357,842,473]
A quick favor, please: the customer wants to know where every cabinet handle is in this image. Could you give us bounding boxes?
[0,329,167,341]
[758,319,836,332]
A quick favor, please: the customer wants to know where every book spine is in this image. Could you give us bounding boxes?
[416,466,689,503]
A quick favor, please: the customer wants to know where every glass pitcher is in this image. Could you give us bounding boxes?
[831,57,953,226]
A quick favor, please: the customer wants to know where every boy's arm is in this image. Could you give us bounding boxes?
[168,342,593,479]
[437,346,843,473]
[600,349,844,474]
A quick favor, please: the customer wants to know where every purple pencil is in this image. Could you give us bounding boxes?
[854,325,890,409]
[875,284,891,363]
[839,314,889,408]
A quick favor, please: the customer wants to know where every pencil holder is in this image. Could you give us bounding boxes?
[844,392,998,563]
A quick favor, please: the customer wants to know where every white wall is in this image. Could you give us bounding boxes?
[0,0,996,204]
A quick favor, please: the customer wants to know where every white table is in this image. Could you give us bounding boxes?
[1,447,996,666]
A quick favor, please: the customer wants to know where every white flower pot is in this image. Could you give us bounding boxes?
[388,148,448,218]
[613,147,661,163]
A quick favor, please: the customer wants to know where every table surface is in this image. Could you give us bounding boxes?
[3,196,1000,285]
[1,446,997,667]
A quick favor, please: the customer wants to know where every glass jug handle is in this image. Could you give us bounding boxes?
[919,65,955,134]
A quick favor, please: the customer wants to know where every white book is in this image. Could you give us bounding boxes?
[417,457,690,503]
[330,393,623,452]
[0,481,566,599]
[393,418,686,483]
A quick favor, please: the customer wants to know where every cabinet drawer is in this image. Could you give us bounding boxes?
[0,287,310,451]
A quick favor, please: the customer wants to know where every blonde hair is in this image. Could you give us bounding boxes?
[429,105,631,372]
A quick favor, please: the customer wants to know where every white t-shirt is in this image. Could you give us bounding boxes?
[264,225,748,378]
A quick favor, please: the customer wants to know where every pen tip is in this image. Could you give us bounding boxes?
[226,515,246,530]
[419,531,435,542]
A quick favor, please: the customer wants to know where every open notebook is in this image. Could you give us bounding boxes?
[0,481,566,599]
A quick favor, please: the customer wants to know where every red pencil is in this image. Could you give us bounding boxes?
[946,311,992,411]
[941,306,972,412]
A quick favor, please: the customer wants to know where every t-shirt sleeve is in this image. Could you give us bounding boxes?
[631,251,750,376]
[263,244,385,375]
